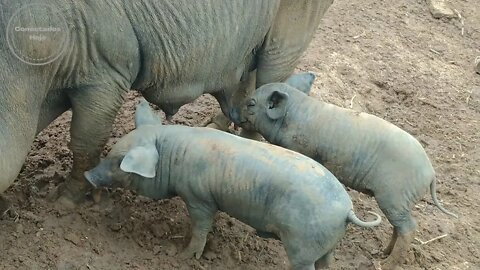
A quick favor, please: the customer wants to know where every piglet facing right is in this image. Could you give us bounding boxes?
[240,73,458,270]
[85,100,381,270]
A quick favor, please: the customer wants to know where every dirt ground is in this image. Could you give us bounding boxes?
[1,0,479,269]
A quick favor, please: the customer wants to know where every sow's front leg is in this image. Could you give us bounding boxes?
[55,83,126,207]
[209,70,263,141]
[205,113,263,141]
[205,113,231,132]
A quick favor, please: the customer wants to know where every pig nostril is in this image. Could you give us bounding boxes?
[84,171,98,188]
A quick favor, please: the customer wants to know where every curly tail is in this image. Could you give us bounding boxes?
[430,180,458,218]
[347,210,382,228]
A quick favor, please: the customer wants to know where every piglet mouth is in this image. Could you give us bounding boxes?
[229,107,250,125]
[235,120,254,131]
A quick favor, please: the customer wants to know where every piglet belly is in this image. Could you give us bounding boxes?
[216,193,271,232]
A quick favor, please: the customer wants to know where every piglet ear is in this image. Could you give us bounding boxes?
[284,72,315,95]
[120,146,159,178]
[135,99,163,128]
[266,90,289,120]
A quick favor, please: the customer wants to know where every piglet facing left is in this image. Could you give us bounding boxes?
[85,100,381,270]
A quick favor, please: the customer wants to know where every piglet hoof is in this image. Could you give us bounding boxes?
[380,257,403,270]
[179,246,204,260]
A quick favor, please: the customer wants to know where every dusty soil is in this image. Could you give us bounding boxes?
[1,0,479,269]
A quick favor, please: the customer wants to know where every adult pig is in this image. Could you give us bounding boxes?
[0,0,334,208]
[240,73,458,269]
[85,100,381,270]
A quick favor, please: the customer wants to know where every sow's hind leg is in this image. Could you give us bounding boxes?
[375,193,417,270]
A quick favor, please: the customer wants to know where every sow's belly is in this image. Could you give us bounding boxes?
[148,82,207,116]
[141,62,248,116]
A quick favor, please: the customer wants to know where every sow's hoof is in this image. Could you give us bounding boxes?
[0,196,18,220]
[179,247,203,260]
[381,257,404,270]
[0,196,10,215]
[204,113,231,132]
[239,129,264,141]
[49,181,90,209]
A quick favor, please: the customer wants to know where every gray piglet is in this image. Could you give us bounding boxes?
[85,99,381,270]
[240,72,457,269]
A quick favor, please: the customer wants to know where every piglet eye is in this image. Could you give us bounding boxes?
[247,99,256,107]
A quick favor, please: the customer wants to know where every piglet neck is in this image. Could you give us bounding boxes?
[131,174,173,200]
[265,116,286,145]
[266,94,305,145]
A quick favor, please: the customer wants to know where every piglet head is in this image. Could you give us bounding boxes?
[241,72,315,129]
[85,141,160,188]
[241,84,291,131]
[84,158,124,189]
[85,99,162,190]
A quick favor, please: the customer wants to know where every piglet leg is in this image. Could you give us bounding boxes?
[180,204,216,260]
[314,249,334,269]
[381,231,414,270]
[384,228,399,255]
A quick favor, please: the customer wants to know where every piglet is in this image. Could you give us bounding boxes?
[240,72,458,270]
[85,99,381,270]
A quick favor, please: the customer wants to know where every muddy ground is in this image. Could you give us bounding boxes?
[1,0,479,269]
